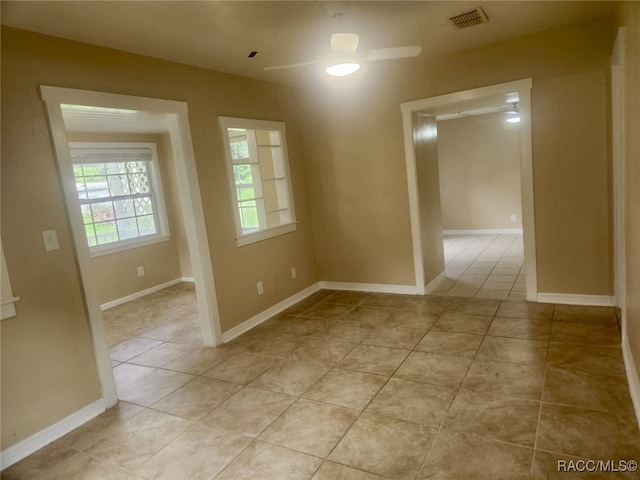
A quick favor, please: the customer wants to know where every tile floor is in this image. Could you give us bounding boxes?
[4,284,639,479]
[431,234,526,300]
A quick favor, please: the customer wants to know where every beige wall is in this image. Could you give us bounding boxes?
[437,113,522,231]
[300,16,615,295]
[413,113,445,285]
[0,27,317,449]
[618,4,640,411]
[66,132,186,304]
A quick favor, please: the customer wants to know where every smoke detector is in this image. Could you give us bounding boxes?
[449,7,489,29]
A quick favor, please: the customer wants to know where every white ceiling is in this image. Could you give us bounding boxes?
[1,1,617,87]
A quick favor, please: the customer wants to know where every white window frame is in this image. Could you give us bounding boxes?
[68,141,171,257]
[219,117,297,247]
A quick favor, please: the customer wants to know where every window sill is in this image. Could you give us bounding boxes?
[89,234,171,258]
[236,223,297,247]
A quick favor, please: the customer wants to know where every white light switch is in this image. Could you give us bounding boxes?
[42,229,60,251]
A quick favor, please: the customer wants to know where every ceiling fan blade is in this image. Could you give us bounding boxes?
[365,46,422,62]
[263,60,318,71]
[331,33,359,53]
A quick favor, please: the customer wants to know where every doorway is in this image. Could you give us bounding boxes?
[400,79,538,301]
[41,86,222,407]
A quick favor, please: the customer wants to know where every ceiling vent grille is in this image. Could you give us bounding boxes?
[449,7,489,29]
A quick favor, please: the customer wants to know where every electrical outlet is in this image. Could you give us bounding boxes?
[42,229,60,251]
[137,266,145,277]
[510,214,517,223]
[257,281,264,295]
[291,267,297,279]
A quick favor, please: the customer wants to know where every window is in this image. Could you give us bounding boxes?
[69,142,170,256]
[219,117,296,246]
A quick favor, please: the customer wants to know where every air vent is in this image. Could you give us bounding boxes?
[449,7,489,29]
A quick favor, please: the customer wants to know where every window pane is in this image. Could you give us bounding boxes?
[263,179,289,212]
[237,187,256,201]
[113,199,134,219]
[108,174,130,196]
[105,162,127,175]
[81,204,93,224]
[85,176,109,199]
[94,221,118,245]
[135,197,154,215]
[76,182,88,200]
[126,161,147,174]
[84,224,98,247]
[91,202,115,222]
[117,218,138,240]
[258,146,284,179]
[73,165,84,178]
[233,164,254,185]
[82,164,106,176]
[137,215,157,236]
[240,206,259,230]
[128,173,150,194]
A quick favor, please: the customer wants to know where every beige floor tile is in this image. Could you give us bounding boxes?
[140,320,199,342]
[475,289,509,300]
[329,412,437,480]
[338,344,410,376]
[170,327,205,346]
[508,291,527,300]
[457,274,489,288]
[462,359,544,400]
[134,423,250,480]
[326,290,371,305]
[476,336,548,366]
[250,358,331,396]
[271,317,334,337]
[113,363,194,406]
[106,333,132,348]
[1,441,80,479]
[361,293,416,309]
[151,376,241,419]
[341,306,393,327]
[366,378,455,427]
[241,333,308,358]
[315,321,376,343]
[312,462,386,480]
[488,317,552,340]
[45,451,141,480]
[203,386,295,437]
[60,401,145,451]
[127,342,195,368]
[542,366,635,416]
[418,429,533,480]
[537,403,640,460]
[109,337,164,362]
[303,302,354,319]
[553,305,617,324]
[432,312,494,335]
[415,330,483,357]
[288,338,357,367]
[161,345,235,375]
[215,441,322,480]
[443,389,540,447]
[497,301,554,320]
[203,352,278,384]
[259,398,358,457]
[547,343,625,376]
[394,351,471,387]
[444,287,478,297]
[303,368,387,410]
[550,321,621,346]
[385,310,440,329]
[362,324,426,349]
[444,297,501,316]
[85,409,191,469]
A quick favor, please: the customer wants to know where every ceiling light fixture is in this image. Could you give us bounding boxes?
[325,61,360,76]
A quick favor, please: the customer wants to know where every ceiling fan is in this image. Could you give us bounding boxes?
[264,32,422,76]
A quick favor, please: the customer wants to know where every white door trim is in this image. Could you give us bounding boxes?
[400,78,537,300]
[40,86,223,407]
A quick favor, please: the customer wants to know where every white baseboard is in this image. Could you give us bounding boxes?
[536,293,615,307]
[100,278,184,310]
[0,398,105,470]
[622,334,640,428]
[221,283,322,343]
[443,228,523,235]
[181,277,195,283]
[425,271,446,294]
[318,281,418,295]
